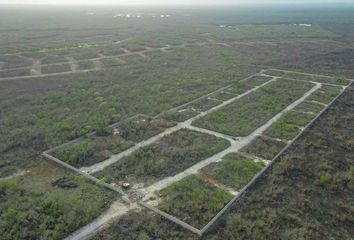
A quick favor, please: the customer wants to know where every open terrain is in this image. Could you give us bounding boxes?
[1,5,354,240]
[89,81,354,240]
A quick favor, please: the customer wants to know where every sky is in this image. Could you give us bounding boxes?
[0,0,353,5]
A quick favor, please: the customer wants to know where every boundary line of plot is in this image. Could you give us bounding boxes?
[199,80,352,236]
[138,75,351,237]
[138,81,321,235]
[39,69,351,238]
[42,152,131,205]
[40,70,268,209]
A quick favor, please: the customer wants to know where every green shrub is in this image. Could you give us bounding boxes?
[320,174,332,185]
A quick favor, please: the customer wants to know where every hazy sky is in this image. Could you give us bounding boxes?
[0,0,353,5]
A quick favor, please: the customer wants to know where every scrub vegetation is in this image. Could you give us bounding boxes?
[193,79,314,137]
[95,129,230,185]
[200,153,266,191]
[41,63,71,74]
[204,85,354,240]
[264,110,315,140]
[89,84,354,240]
[157,175,233,228]
[306,85,343,104]
[293,100,325,114]
[1,5,354,239]
[241,135,287,160]
[45,116,175,167]
[0,162,115,240]
[263,69,350,85]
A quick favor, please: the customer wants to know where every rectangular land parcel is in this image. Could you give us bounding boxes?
[156,175,233,229]
[50,116,175,168]
[94,129,230,186]
[192,79,314,137]
[263,69,350,85]
[200,153,266,191]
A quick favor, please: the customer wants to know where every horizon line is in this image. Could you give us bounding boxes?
[1,2,353,6]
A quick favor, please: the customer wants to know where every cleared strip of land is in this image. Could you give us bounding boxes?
[144,82,321,194]
[263,68,351,85]
[80,74,276,174]
[59,71,348,238]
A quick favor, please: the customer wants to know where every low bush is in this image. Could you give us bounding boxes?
[95,129,230,185]
[264,69,350,85]
[157,175,232,228]
[193,79,314,137]
[241,135,287,160]
[201,153,266,190]
[41,63,71,74]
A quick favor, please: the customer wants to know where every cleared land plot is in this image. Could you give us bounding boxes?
[41,63,71,74]
[53,48,101,60]
[91,210,196,240]
[264,110,315,140]
[0,68,31,78]
[162,107,200,122]
[51,135,134,168]
[189,97,222,112]
[238,75,274,89]
[0,162,115,240]
[200,153,266,191]
[94,129,230,186]
[156,175,233,228]
[40,54,67,64]
[221,76,273,96]
[208,90,236,101]
[77,60,95,70]
[119,54,146,65]
[100,47,126,56]
[193,79,314,137]
[101,58,126,68]
[0,52,251,177]
[116,116,176,142]
[263,69,350,85]
[0,55,32,69]
[204,85,354,239]
[293,100,325,114]
[50,116,175,168]
[162,76,274,123]
[306,85,342,104]
[241,135,287,160]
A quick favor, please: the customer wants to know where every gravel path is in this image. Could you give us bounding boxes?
[30,60,41,76]
[0,46,172,82]
[64,77,324,239]
[67,57,79,72]
[64,200,133,240]
[81,75,276,174]
[144,82,321,194]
